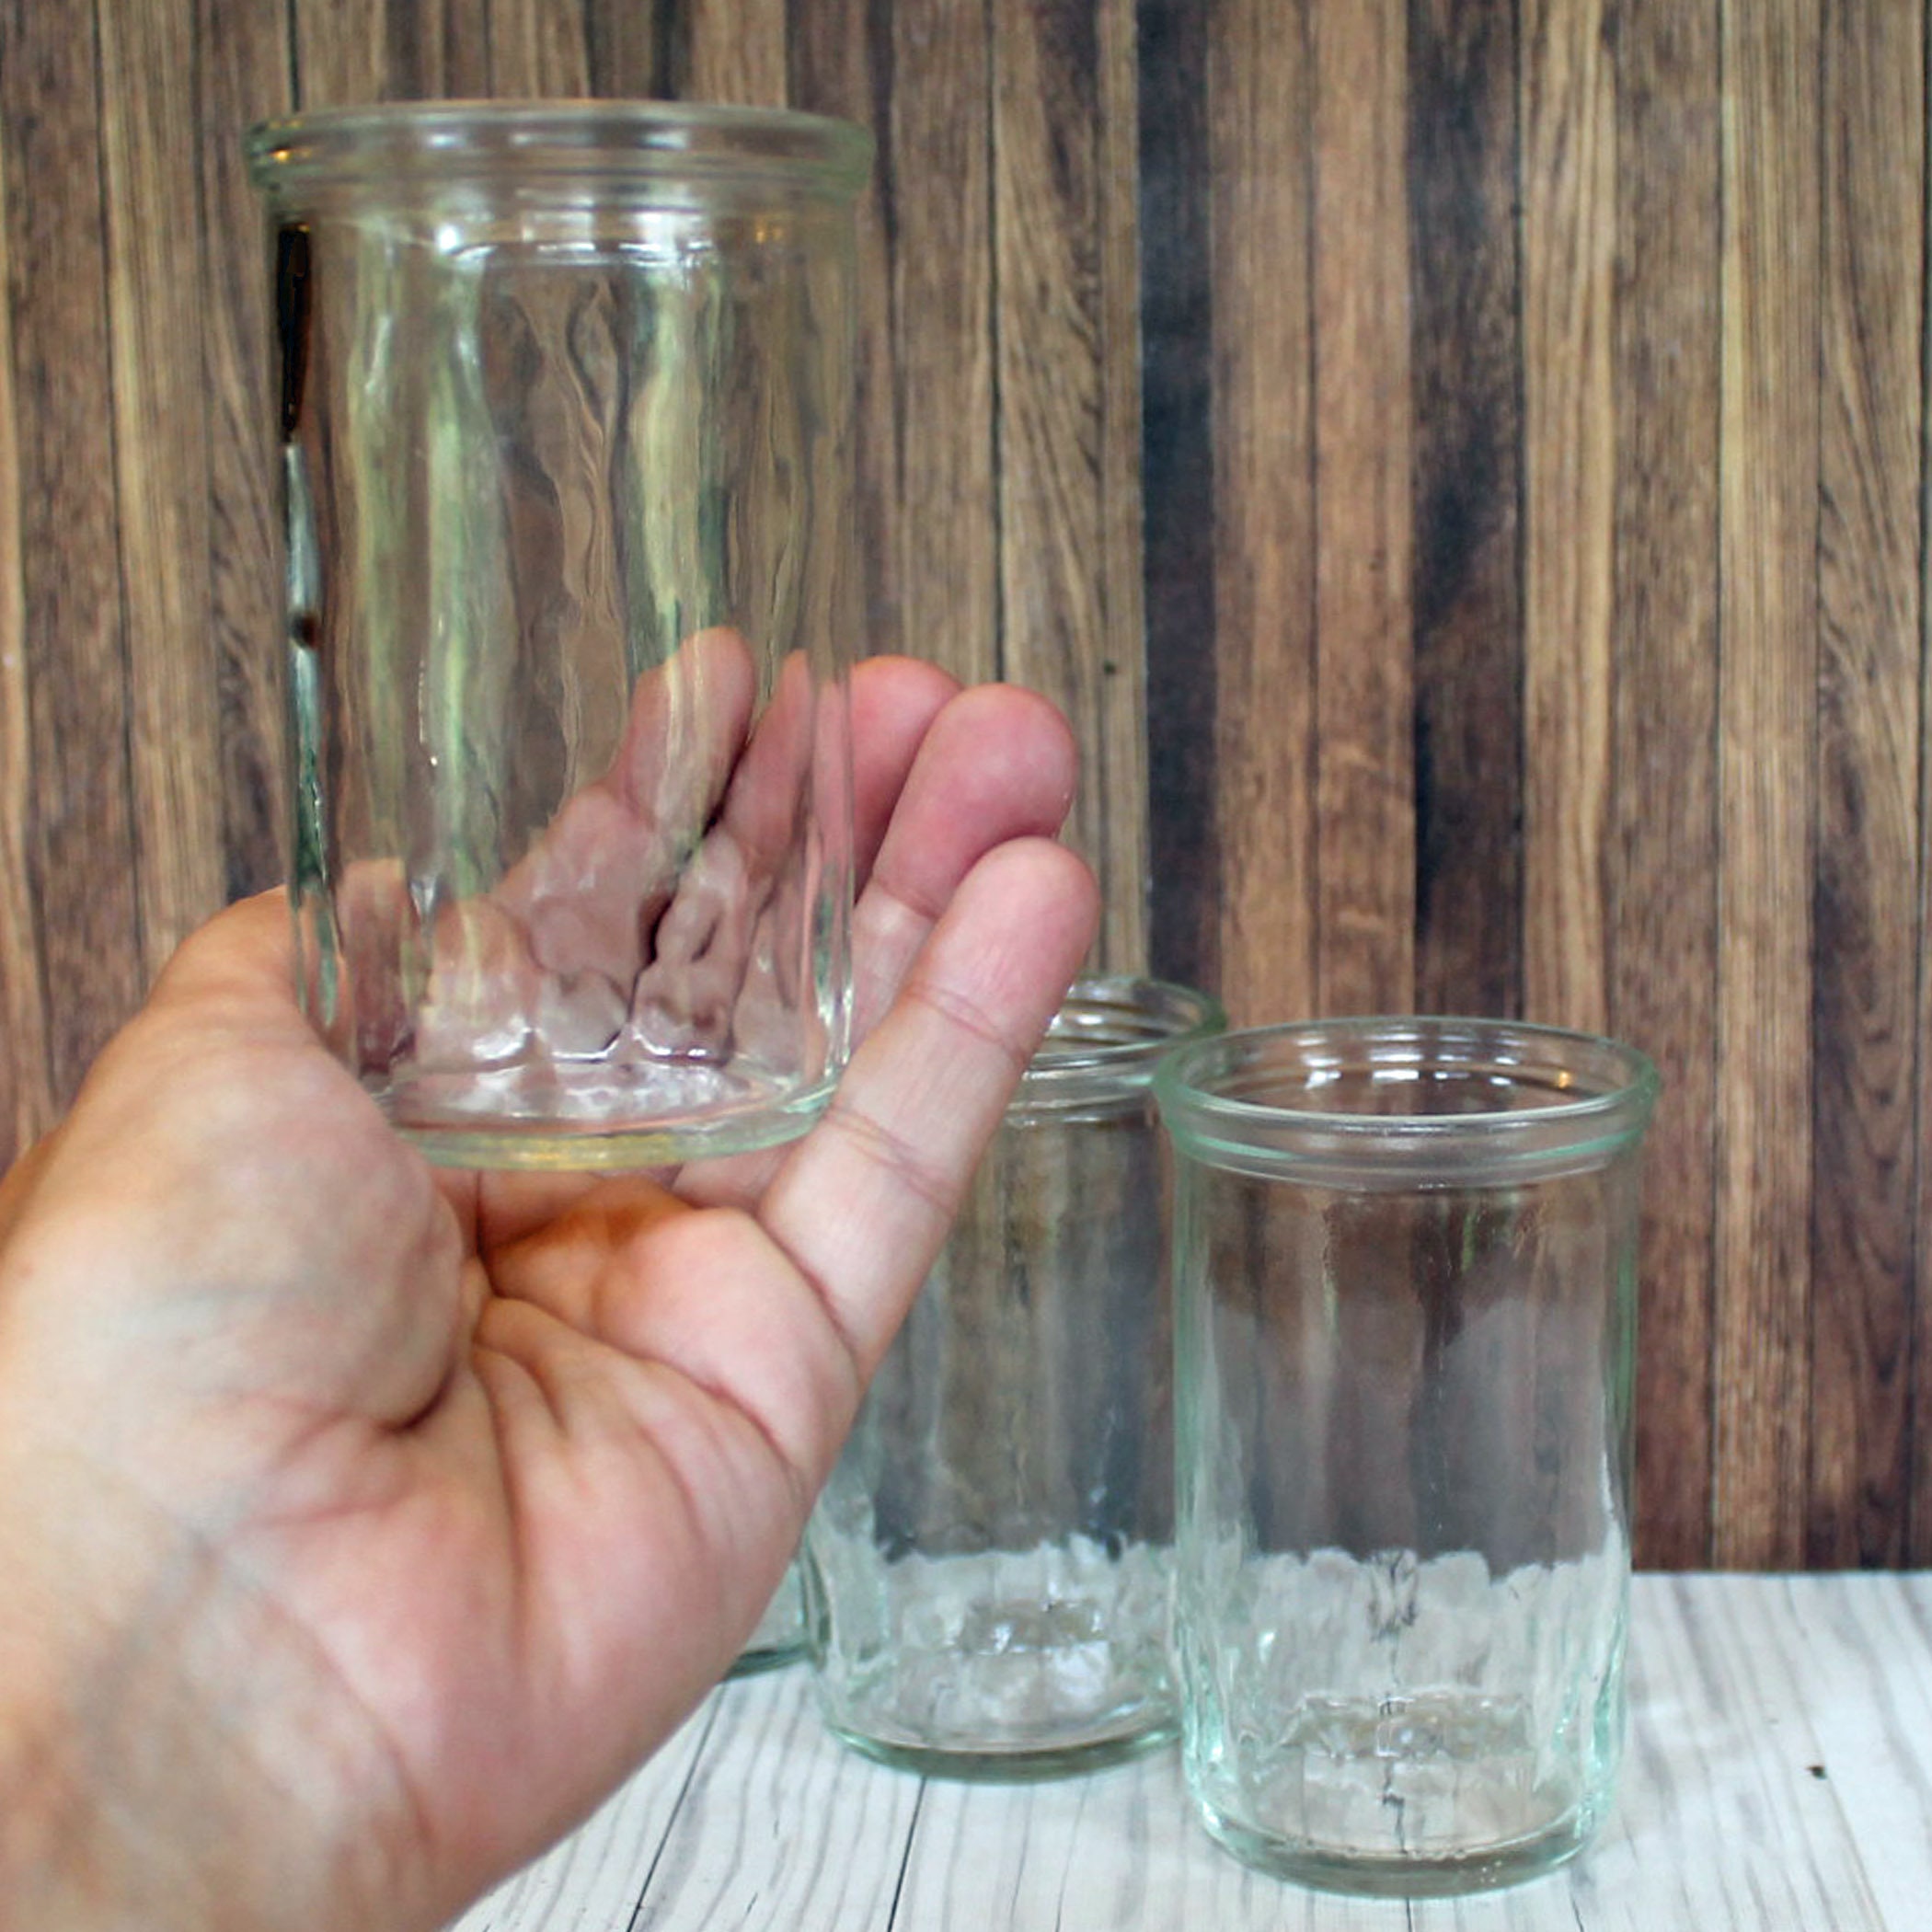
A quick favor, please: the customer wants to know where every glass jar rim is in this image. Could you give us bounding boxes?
[1155,1015,1658,1186]
[1012,973,1226,1114]
[245,99,874,201]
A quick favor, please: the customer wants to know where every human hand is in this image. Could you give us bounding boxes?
[0,661,1096,1932]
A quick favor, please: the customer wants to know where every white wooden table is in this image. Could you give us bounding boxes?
[451,1574,1932,1929]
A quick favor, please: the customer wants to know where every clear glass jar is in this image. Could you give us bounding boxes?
[247,104,869,1167]
[1156,1018,1657,1895]
[806,975,1225,1777]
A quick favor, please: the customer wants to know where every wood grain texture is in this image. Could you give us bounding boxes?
[1713,0,1820,1570]
[1138,0,1218,997]
[196,0,292,902]
[489,0,592,98]
[631,1667,921,1924]
[584,0,668,98]
[1778,1574,1932,1928]
[1596,1576,1892,1926]
[0,0,146,1122]
[1808,0,1924,1570]
[379,0,491,98]
[1610,0,1722,1571]
[0,119,52,1163]
[451,1577,1932,1930]
[1520,0,1613,1034]
[1204,0,1317,1029]
[1094,0,1147,972]
[1920,44,1932,1573]
[1314,0,1413,1018]
[993,0,1144,968]
[883,0,998,693]
[689,0,788,106]
[990,0,1108,823]
[293,0,385,109]
[1408,0,1522,1020]
[6,0,1932,1568]
[99,0,226,972]
[787,0,903,679]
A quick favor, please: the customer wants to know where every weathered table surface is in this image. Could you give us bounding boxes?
[449,1573,1932,1930]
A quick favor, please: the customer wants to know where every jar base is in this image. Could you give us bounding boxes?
[389,1073,836,1169]
[1192,1796,1604,1898]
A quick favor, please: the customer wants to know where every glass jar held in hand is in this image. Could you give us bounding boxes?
[248,101,870,1168]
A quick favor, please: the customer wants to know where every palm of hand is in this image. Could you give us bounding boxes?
[0,667,1095,1932]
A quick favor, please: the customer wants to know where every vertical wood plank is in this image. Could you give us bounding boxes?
[889,0,998,689]
[1777,1576,1932,1919]
[1520,0,1613,1033]
[1206,0,1317,1028]
[98,0,225,973]
[384,0,493,97]
[0,0,145,1110]
[1137,0,1219,996]
[1920,8,1932,1574]
[899,1761,1394,1932]
[1577,1577,1893,1927]
[1714,0,1821,1570]
[1408,0,1523,1020]
[197,0,293,902]
[993,0,1145,970]
[688,0,788,106]
[635,1673,922,1923]
[990,0,1103,858]
[1610,0,1722,1570]
[489,0,593,98]
[587,0,673,97]
[1807,0,1923,1570]
[1095,0,1147,971]
[293,0,386,107]
[1314,0,1414,1018]
[788,0,903,677]
[0,133,52,1163]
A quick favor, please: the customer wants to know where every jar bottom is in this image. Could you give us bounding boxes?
[386,1071,836,1169]
[1192,1794,1604,1898]
[806,1537,1177,1779]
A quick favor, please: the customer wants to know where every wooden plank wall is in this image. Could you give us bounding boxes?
[0,0,1926,1570]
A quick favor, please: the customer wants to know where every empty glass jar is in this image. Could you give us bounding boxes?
[1157,1018,1656,1894]
[247,103,869,1167]
[806,975,1225,1777]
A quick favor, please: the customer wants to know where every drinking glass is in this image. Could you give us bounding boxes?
[247,103,868,1167]
[1156,1018,1656,1894]
[807,976,1225,1777]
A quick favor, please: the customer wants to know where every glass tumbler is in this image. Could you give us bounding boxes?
[806,975,1225,1777]
[247,104,869,1167]
[1156,1018,1656,1896]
